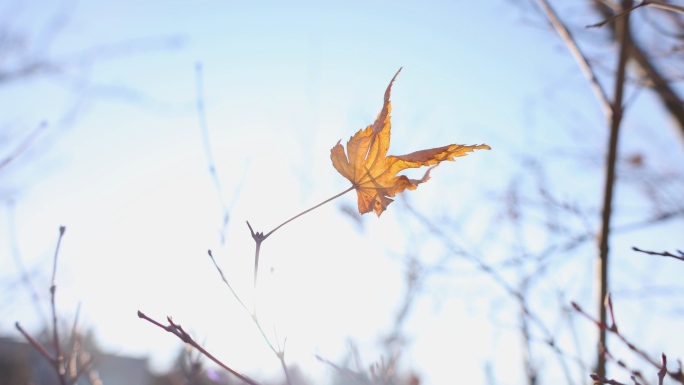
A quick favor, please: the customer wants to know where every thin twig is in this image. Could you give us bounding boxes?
[207,250,250,314]
[588,2,647,28]
[632,246,684,262]
[647,0,684,14]
[605,293,618,332]
[588,0,684,28]
[137,311,262,385]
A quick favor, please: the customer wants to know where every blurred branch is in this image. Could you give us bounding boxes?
[316,354,369,383]
[195,63,230,246]
[316,351,401,385]
[0,35,182,86]
[0,121,47,171]
[535,0,612,119]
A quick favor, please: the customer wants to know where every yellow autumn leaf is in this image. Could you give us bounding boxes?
[330,68,491,216]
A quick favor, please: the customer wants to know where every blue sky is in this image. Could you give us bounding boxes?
[2,1,683,384]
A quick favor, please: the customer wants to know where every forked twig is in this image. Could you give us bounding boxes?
[658,354,667,385]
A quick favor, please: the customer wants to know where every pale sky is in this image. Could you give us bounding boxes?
[1,1,683,384]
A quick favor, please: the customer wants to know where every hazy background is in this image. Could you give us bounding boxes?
[1,1,683,384]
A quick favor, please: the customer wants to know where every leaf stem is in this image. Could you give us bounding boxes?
[269,185,356,239]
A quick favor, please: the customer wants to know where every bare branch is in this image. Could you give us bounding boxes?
[535,0,613,119]
[137,311,262,385]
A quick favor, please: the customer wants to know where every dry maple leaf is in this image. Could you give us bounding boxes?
[330,68,491,216]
